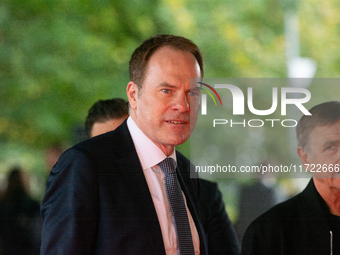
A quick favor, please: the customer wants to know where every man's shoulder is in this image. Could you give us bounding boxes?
[241,180,330,255]
[252,192,302,225]
[241,190,305,254]
[73,121,133,156]
[248,180,316,233]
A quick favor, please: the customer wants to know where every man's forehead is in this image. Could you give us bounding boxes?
[311,121,340,141]
[149,46,200,70]
[314,120,340,132]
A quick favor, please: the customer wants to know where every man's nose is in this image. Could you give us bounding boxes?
[172,94,190,112]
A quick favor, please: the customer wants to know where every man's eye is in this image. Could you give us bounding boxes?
[189,91,199,96]
[325,145,339,153]
[162,89,171,94]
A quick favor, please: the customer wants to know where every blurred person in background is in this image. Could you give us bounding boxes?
[85,98,129,138]
[241,101,340,255]
[44,144,64,172]
[0,166,41,255]
[85,97,240,255]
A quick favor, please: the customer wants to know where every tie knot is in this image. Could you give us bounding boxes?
[159,157,176,174]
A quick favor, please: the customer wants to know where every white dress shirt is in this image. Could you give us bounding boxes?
[127,117,200,255]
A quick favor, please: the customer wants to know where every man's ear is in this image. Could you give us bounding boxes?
[297,146,311,167]
[126,81,138,110]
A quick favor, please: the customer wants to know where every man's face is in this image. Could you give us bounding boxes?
[127,46,201,156]
[298,120,340,191]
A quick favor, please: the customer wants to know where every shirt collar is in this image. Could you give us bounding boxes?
[127,117,176,170]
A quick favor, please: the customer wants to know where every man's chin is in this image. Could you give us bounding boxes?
[165,136,190,147]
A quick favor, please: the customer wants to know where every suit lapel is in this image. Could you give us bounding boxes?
[112,122,207,255]
[113,122,166,255]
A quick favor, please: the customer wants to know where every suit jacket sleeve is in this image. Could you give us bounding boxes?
[40,148,99,255]
[199,180,240,255]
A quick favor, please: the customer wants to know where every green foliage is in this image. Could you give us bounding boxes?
[0,0,148,147]
[1,0,340,196]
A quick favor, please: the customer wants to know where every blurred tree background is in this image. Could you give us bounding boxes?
[1,0,340,221]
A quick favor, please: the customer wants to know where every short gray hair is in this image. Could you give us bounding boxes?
[296,101,340,154]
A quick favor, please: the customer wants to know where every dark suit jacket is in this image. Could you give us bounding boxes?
[40,121,207,255]
[241,179,334,255]
[199,179,240,255]
[235,180,276,243]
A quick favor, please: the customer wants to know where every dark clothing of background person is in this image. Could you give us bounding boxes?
[40,121,208,255]
[199,179,240,255]
[241,179,340,255]
[235,180,276,243]
[0,169,41,255]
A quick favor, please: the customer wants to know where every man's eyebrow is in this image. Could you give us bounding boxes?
[323,139,340,148]
[158,82,177,88]
[190,87,200,91]
[156,83,200,92]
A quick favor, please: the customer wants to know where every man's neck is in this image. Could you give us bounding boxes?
[129,115,175,156]
[314,178,340,216]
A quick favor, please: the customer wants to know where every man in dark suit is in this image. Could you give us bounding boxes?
[40,34,207,255]
[241,101,340,255]
[84,98,240,255]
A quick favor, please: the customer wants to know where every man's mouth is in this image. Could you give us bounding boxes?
[166,121,187,124]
